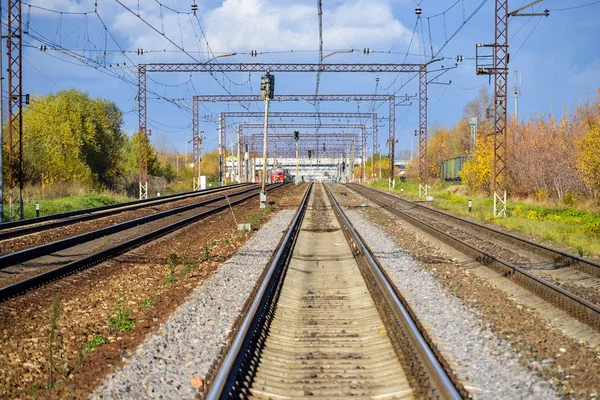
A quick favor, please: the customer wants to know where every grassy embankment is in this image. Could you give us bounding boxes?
[367,180,600,259]
[2,193,133,221]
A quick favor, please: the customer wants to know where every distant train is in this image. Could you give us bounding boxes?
[441,156,469,181]
[270,168,294,183]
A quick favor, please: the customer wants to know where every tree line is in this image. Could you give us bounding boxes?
[406,88,600,203]
[1,90,223,197]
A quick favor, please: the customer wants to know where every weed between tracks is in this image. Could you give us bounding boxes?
[85,335,108,352]
[140,296,157,309]
[108,292,135,334]
[245,205,274,227]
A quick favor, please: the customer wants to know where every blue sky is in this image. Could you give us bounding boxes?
[4,0,600,157]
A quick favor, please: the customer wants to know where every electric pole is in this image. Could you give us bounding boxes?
[513,70,520,120]
[476,0,548,217]
[469,117,478,151]
[237,126,242,183]
[260,71,274,208]
[0,5,4,223]
[7,0,24,220]
[294,130,299,184]
[198,131,203,187]
[228,141,235,183]
[350,141,355,183]
[218,114,223,186]
[378,144,382,180]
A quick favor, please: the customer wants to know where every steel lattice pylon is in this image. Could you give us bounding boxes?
[418,65,428,184]
[475,0,510,216]
[493,0,509,217]
[192,99,201,190]
[7,0,24,220]
[137,65,149,199]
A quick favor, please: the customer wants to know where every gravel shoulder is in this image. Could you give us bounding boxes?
[332,184,600,398]
[92,209,296,399]
[0,184,306,399]
[345,208,557,399]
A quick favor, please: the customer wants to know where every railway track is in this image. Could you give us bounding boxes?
[204,183,462,399]
[0,183,251,242]
[0,183,284,302]
[346,183,600,331]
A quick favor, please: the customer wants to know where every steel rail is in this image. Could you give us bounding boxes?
[324,184,462,399]
[348,183,600,277]
[204,183,313,399]
[0,184,285,302]
[348,184,600,330]
[205,183,462,399]
[0,183,250,234]
[0,184,270,268]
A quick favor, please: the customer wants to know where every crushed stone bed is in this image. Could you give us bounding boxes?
[92,210,295,399]
[345,209,558,400]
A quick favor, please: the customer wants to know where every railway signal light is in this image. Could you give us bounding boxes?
[260,72,275,100]
[294,130,299,142]
[308,150,312,159]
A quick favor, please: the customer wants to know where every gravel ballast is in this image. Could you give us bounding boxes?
[345,209,559,399]
[92,210,296,399]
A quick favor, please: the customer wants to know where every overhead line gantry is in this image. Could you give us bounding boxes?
[212,111,378,189]
[192,94,393,189]
[139,62,431,198]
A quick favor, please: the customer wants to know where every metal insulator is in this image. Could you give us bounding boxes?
[191,1,198,12]
[415,6,422,16]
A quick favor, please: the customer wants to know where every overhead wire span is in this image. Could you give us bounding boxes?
[548,0,600,11]
[22,1,95,15]
[431,0,489,59]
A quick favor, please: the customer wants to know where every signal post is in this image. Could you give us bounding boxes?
[260,71,274,208]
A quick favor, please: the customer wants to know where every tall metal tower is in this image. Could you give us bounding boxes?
[476,1,547,217]
[476,0,509,217]
[7,0,24,220]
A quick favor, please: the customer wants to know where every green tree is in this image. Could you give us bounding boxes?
[22,90,125,189]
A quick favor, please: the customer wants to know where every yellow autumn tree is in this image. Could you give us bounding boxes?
[460,134,494,194]
[578,120,600,199]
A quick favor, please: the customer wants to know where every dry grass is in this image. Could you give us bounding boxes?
[369,180,600,259]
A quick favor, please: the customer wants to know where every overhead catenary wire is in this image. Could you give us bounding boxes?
[548,0,600,11]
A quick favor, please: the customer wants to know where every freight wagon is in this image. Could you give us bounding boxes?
[441,156,469,181]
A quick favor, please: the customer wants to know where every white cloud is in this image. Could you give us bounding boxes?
[109,0,412,59]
